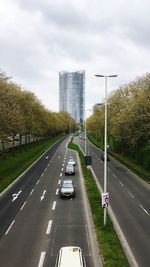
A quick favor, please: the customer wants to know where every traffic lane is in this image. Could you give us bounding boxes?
[92,153,150,267]
[44,153,94,267]
[108,172,150,267]
[87,140,150,215]
[0,138,66,237]
[0,142,66,267]
[108,158,150,213]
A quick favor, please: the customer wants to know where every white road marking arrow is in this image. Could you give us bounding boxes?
[12,190,22,202]
[40,190,46,201]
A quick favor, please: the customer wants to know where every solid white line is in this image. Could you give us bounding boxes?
[140,205,150,216]
[20,201,26,211]
[58,180,61,185]
[36,180,40,185]
[46,220,52,234]
[112,173,117,178]
[60,173,62,177]
[52,201,56,210]
[128,191,134,198]
[38,252,46,267]
[5,220,15,235]
[56,188,59,195]
[30,188,34,195]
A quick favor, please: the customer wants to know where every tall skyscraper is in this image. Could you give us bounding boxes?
[59,70,85,124]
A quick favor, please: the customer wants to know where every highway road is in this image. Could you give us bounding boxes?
[0,137,101,267]
[76,136,150,267]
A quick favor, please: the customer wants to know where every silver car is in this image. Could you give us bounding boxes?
[60,180,75,198]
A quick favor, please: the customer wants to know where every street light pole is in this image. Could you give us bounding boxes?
[95,74,118,226]
[84,109,91,156]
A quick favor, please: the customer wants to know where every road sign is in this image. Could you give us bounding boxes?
[102,192,109,208]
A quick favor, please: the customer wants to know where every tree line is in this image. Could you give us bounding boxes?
[87,73,150,170]
[0,71,76,153]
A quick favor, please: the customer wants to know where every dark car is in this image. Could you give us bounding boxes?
[60,180,75,198]
[101,154,110,161]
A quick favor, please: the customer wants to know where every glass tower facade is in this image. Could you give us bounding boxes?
[59,71,85,124]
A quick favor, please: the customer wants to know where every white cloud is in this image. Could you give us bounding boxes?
[0,0,150,112]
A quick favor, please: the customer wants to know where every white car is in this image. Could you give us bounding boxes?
[68,157,76,166]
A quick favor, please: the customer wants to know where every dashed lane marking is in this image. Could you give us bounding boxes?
[128,191,134,198]
[46,220,52,234]
[60,173,62,177]
[119,181,124,187]
[140,205,150,216]
[56,188,59,195]
[52,201,56,210]
[5,220,15,235]
[20,201,26,211]
[30,189,34,195]
[38,252,46,267]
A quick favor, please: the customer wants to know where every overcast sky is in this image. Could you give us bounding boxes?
[0,0,150,112]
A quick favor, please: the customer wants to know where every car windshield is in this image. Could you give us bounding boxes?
[63,180,72,184]
[62,184,73,188]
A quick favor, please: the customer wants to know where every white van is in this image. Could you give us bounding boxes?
[55,246,86,267]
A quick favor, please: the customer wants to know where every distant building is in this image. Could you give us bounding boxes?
[93,102,104,112]
[59,71,85,124]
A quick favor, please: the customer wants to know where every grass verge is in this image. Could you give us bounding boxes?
[68,141,130,267]
[0,136,62,193]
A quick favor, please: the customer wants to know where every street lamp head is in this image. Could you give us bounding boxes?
[108,75,118,78]
[95,74,104,77]
[95,74,118,78]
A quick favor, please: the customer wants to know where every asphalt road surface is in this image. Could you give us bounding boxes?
[0,137,101,267]
[76,135,150,267]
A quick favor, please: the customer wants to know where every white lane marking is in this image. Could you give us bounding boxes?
[61,168,64,171]
[58,180,61,185]
[5,220,15,235]
[20,201,26,211]
[36,180,40,185]
[58,156,60,159]
[128,191,134,198]
[52,201,56,210]
[60,173,62,177]
[41,173,44,177]
[56,188,59,195]
[46,220,52,234]
[62,163,65,166]
[140,205,150,216]
[44,167,47,172]
[30,189,34,195]
[38,252,46,267]
[40,190,46,201]
[112,173,117,178]
[12,190,22,202]
[119,181,124,187]
[63,160,65,163]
